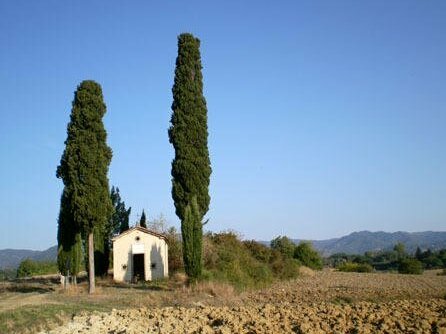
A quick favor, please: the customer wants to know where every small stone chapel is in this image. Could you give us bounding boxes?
[112,226,168,282]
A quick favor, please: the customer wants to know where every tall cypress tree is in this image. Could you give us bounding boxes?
[57,80,113,294]
[169,33,211,279]
[181,196,202,278]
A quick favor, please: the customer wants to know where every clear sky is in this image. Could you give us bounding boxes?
[1,1,445,250]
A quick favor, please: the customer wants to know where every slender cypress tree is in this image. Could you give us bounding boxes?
[120,207,131,233]
[169,33,211,279]
[181,196,202,278]
[57,80,113,294]
[56,189,82,287]
[109,186,131,234]
[139,210,147,228]
[110,186,131,234]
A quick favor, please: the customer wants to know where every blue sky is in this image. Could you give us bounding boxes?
[1,1,445,250]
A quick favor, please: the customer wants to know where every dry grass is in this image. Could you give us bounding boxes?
[187,280,235,299]
[298,265,315,277]
[1,270,446,333]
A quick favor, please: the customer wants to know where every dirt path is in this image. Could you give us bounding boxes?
[41,270,446,333]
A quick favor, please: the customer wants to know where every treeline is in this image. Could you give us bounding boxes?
[0,260,58,280]
[16,259,58,278]
[326,243,446,274]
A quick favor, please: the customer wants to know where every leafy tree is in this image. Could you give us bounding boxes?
[398,258,423,274]
[169,33,211,279]
[270,236,295,258]
[57,80,113,294]
[294,241,323,270]
[139,209,147,228]
[393,242,406,260]
[166,226,183,274]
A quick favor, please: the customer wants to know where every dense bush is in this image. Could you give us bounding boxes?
[269,251,300,279]
[398,258,423,275]
[202,232,300,289]
[243,240,271,263]
[165,227,184,275]
[337,262,373,273]
[270,237,323,270]
[16,259,58,278]
[294,242,323,270]
[270,236,295,258]
[203,232,273,289]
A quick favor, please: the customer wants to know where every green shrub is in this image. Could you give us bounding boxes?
[16,259,58,278]
[270,251,300,279]
[243,240,272,263]
[165,227,183,275]
[337,262,373,273]
[203,232,299,289]
[203,232,271,289]
[398,258,423,275]
[270,236,295,258]
[294,241,323,270]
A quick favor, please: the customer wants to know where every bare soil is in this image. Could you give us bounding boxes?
[38,270,446,334]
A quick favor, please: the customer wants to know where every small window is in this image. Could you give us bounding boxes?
[122,264,127,270]
[151,263,156,269]
[135,236,140,241]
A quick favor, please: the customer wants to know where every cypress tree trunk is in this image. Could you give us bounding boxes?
[88,232,95,294]
[169,33,211,280]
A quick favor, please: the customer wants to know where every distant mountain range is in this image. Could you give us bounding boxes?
[1,231,446,269]
[291,231,446,256]
[0,246,57,269]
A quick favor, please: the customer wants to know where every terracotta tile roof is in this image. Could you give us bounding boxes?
[112,226,168,242]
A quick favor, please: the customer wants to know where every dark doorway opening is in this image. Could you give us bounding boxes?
[133,254,145,282]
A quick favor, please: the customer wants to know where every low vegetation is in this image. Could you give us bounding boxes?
[270,236,323,270]
[202,232,301,289]
[337,262,373,273]
[398,258,423,275]
[0,268,17,280]
[16,259,58,278]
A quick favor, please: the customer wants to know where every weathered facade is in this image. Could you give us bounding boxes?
[112,226,168,282]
